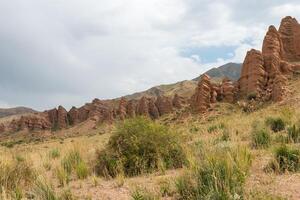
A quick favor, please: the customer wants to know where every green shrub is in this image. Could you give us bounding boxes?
[268,145,300,173]
[207,125,218,133]
[176,146,252,200]
[75,161,89,180]
[131,188,159,200]
[251,128,271,149]
[61,149,82,175]
[265,117,285,132]
[95,117,186,178]
[49,148,60,159]
[288,125,300,143]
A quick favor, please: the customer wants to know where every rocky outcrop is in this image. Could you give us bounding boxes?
[191,74,213,113]
[117,98,127,120]
[279,16,300,62]
[155,95,173,116]
[136,97,149,117]
[148,98,160,119]
[7,114,51,132]
[239,49,266,98]
[221,78,235,103]
[57,106,68,129]
[172,94,184,109]
[238,16,300,102]
[126,100,136,118]
[68,106,79,125]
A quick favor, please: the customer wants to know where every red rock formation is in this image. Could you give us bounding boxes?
[8,114,51,132]
[221,78,235,103]
[126,100,136,118]
[239,49,266,98]
[117,98,127,120]
[57,106,68,129]
[68,106,79,125]
[137,97,149,116]
[148,98,160,119]
[155,95,173,116]
[279,16,300,62]
[172,94,184,109]
[191,74,213,113]
[239,17,300,102]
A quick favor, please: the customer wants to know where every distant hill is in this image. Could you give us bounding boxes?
[0,107,37,118]
[124,62,242,100]
[193,62,242,82]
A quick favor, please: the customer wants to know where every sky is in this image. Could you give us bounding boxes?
[1,0,300,110]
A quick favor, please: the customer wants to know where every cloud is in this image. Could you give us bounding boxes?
[0,0,298,110]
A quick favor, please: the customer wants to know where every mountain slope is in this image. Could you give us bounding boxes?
[0,107,37,118]
[125,62,242,100]
[193,62,242,82]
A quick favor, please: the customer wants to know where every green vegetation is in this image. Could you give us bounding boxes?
[176,146,252,200]
[268,145,300,173]
[49,148,60,159]
[287,125,300,143]
[265,117,285,132]
[251,127,271,149]
[131,187,159,200]
[95,117,186,178]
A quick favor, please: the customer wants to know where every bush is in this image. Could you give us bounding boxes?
[176,146,252,200]
[265,117,285,132]
[288,125,300,143]
[268,145,300,173]
[49,148,60,159]
[61,149,82,175]
[251,128,271,149]
[75,161,89,179]
[95,117,186,178]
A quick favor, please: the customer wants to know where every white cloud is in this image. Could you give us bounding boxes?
[0,0,298,110]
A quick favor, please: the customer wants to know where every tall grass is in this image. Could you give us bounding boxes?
[250,121,271,148]
[267,145,300,173]
[60,148,89,180]
[0,158,36,194]
[176,146,252,200]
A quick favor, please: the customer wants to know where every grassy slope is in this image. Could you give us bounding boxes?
[1,75,300,199]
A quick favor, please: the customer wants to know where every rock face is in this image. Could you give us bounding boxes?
[279,16,300,62]
[155,95,173,116]
[221,78,235,103]
[238,16,300,102]
[117,98,127,120]
[191,75,213,113]
[239,49,266,98]
[126,100,136,118]
[8,114,51,132]
[68,107,79,125]
[172,94,184,109]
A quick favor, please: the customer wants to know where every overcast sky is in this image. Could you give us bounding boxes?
[1,0,300,110]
